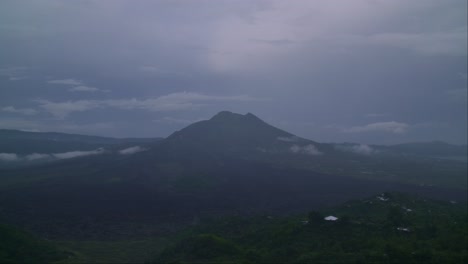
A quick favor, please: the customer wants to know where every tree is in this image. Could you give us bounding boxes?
[387,207,404,226]
[308,211,323,224]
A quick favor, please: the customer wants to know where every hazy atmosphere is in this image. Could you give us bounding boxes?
[1,2,467,263]
[1,0,466,144]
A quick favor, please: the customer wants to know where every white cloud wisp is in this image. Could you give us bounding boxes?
[345,121,409,134]
[36,92,265,119]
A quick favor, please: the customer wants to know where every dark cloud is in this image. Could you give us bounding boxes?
[0,0,466,144]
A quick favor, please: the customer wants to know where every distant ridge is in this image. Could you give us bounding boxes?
[0,129,161,155]
[388,141,467,157]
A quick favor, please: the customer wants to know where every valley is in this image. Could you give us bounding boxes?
[0,111,466,263]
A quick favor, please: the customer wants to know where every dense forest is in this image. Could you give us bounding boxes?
[0,193,466,263]
[0,223,66,263]
[152,193,467,264]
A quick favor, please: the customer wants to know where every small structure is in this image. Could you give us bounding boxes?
[377,195,389,202]
[324,216,338,221]
[402,206,413,212]
[397,227,410,232]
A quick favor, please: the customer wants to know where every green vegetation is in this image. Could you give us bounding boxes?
[55,239,167,264]
[152,193,467,264]
[0,223,67,263]
[1,193,465,263]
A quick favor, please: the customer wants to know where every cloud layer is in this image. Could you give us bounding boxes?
[1,106,37,116]
[0,153,19,161]
[0,0,466,144]
[335,144,377,155]
[118,146,146,155]
[35,92,264,119]
[345,122,409,134]
[0,148,106,162]
[290,144,323,155]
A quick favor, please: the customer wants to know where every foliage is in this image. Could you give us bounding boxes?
[152,193,468,264]
[0,223,67,263]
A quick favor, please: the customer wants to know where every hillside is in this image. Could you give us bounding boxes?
[0,223,67,263]
[388,141,467,159]
[0,129,162,168]
[153,193,467,264]
[163,112,467,189]
[0,111,466,240]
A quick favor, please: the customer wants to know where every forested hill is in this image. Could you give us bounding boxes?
[0,223,68,263]
[153,193,467,264]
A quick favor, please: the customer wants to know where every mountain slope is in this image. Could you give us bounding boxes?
[0,129,161,154]
[0,129,162,169]
[165,111,309,154]
[0,111,466,240]
[161,111,466,189]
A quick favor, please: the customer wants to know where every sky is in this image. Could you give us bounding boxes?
[0,0,466,145]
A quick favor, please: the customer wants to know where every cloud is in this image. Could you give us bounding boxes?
[0,66,28,81]
[206,0,467,73]
[345,121,409,134]
[48,79,109,92]
[277,136,300,142]
[48,79,83,85]
[0,153,19,161]
[0,116,116,137]
[154,116,207,125]
[1,106,37,115]
[365,113,388,118]
[336,144,376,155]
[35,99,100,119]
[290,144,322,155]
[140,66,162,73]
[250,38,295,46]
[118,146,146,155]
[0,117,42,132]
[366,28,467,56]
[52,148,105,159]
[447,88,467,102]
[25,153,51,160]
[19,129,41,132]
[36,92,265,118]
[0,149,106,162]
[69,86,100,92]
[139,66,186,76]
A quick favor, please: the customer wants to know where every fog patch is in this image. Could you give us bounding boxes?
[118,146,146,155]
[290,144,322,155]
[336,144,376,155]
[25,153,52,160]
[277,136,300,142]
[52,148,105,159]
[0,153,19,161]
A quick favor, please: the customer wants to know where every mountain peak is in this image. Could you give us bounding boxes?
[210,111,241,120]
[166,111,295,150]
[210,111,262,122]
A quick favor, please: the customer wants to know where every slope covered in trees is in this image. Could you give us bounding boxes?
[153,193,467,264]
[0,223,67,263]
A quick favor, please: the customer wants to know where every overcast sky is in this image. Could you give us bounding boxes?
[0,0,466,144]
